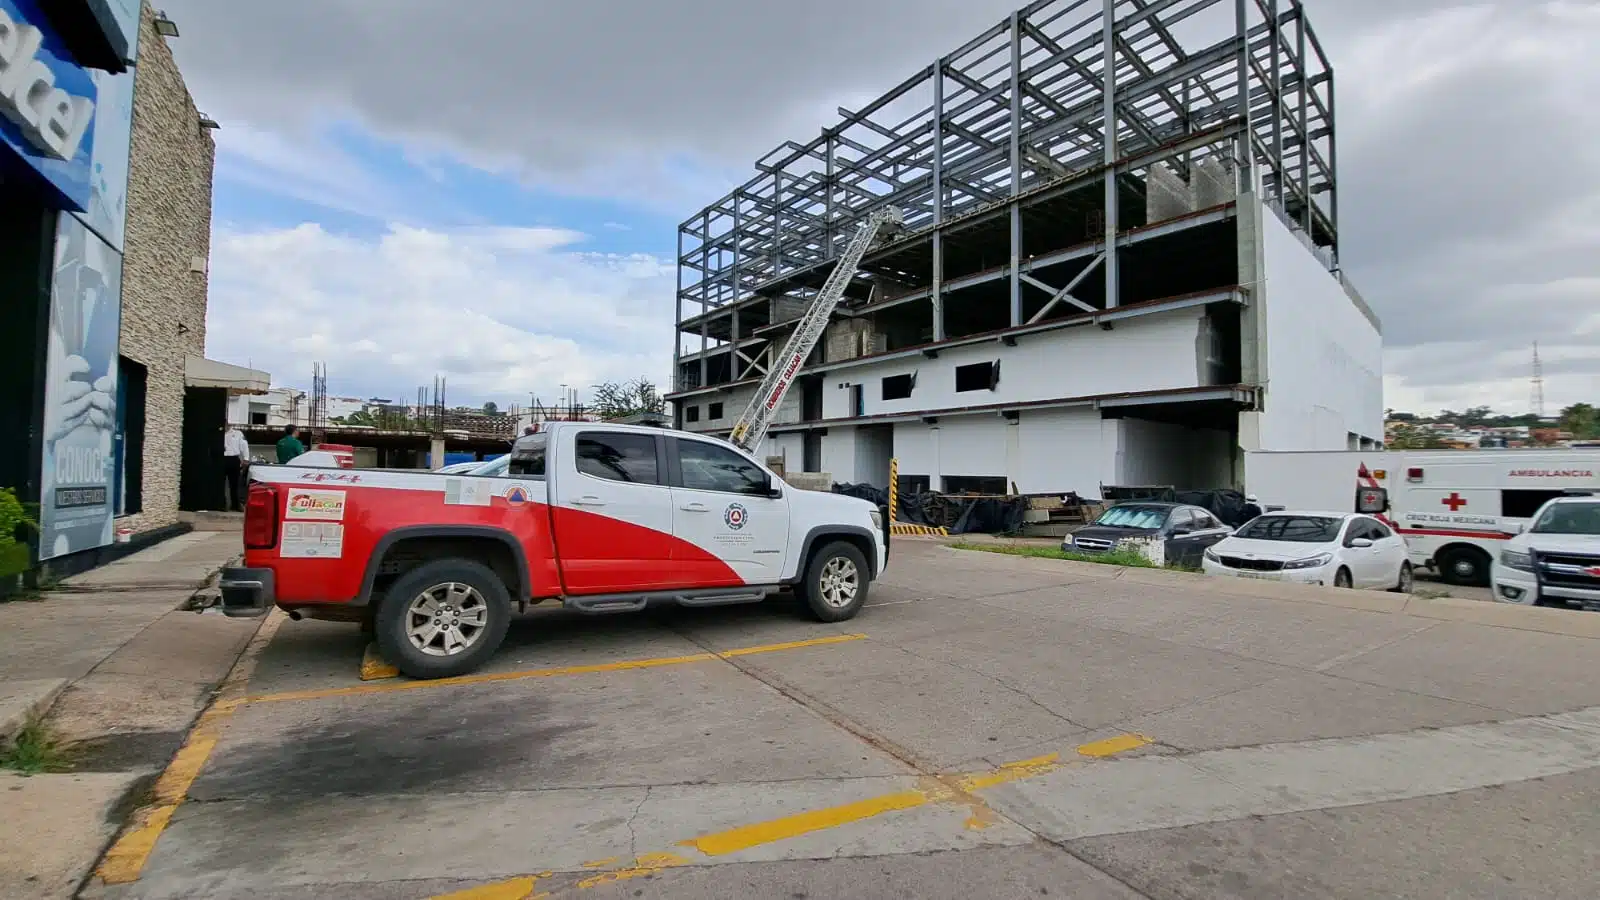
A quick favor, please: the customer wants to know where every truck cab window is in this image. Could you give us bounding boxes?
[677,440,768,496]
[576,433,660,484]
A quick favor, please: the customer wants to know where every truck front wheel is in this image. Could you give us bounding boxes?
[376,558,512,679]
[799,541,870,622]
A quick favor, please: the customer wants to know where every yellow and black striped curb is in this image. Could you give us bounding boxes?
[891,522,949,536]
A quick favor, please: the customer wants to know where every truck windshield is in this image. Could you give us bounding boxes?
[1094,506,1170,529]
[1235,515,1342,542]
[1530,503,1600,536]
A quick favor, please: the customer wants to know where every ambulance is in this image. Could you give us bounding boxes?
[1243,450,1600,586]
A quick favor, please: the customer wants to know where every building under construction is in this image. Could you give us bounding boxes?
[667,0,1383,497]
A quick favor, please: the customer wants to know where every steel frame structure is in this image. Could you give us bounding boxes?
[673,0,1337,395]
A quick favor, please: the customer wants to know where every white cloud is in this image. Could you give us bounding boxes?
[202,223,675,407]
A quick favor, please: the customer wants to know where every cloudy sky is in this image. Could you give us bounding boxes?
[160,0,1596,416]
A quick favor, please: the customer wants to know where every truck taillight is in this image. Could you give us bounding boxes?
[244,482,280,549]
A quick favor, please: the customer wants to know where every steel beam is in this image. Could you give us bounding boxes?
[1103,0,1119,309]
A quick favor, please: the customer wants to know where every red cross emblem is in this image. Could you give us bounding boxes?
[1441,492,1468,512]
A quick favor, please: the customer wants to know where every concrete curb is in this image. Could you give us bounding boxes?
[943,545,1600,640]
[0,678,68,744]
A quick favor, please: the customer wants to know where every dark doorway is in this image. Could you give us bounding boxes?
[803,432,822,473]
[0,191,54,520]
[180,387,228,511]
[115,356,147,516]
[800,375,823,422]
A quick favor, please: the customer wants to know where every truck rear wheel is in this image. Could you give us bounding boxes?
[376,558,512,679]
[798,541,869,622]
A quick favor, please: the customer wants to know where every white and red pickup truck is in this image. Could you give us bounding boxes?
[220,422,889,678]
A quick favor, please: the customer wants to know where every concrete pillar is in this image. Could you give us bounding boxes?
[430,438,446,470]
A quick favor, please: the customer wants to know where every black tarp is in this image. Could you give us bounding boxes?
[1174,489,1253,527]
[832,483,1030,535]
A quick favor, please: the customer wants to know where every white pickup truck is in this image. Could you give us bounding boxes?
[221,422,890,677]
[1491,494,1600,610]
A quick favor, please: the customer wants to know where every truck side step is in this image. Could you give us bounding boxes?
[564,586,778,615]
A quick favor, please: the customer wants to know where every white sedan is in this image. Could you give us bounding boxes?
[1202,511,1413,591]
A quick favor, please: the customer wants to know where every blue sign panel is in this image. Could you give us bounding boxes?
[40,214,122,560]
[0,0,99,211]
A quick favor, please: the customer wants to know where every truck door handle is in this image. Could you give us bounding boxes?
[679,502,709,512]
[571,496,606,507]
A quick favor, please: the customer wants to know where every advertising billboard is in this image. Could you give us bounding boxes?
[39,214,122,560]
[0,0,100,211]
[76,64,133,250]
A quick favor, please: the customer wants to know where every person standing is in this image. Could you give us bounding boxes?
[1241,493,1264,523]
[223,424,249,510]
[275,425,306,464]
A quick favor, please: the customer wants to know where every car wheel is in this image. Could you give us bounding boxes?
[1333,567,1353,589]
[1437,547,1491,587]
[1390,562,1413,594]
[376,558,512,679]
[799,541,870,623]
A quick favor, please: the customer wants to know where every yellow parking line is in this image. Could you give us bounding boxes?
[94,611,286,886]
[246,633,868,706]
[431,736,1148,899]
[1077,733,1153,758]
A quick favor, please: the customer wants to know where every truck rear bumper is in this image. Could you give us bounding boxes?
[219,567,276,618]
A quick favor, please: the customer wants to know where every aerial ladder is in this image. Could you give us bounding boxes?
[727,205,904,452]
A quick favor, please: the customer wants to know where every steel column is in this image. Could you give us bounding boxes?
[1009,10,1024,327]
[1102,0,1119,308]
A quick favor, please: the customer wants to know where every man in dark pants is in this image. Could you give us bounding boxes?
[222,424,249,510]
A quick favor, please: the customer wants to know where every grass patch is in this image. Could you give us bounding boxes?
[951,541,1162,569]
[1410,587,1452,600]
[1,717,75,775]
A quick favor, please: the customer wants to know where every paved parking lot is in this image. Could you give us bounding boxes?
[90,541,1600,899]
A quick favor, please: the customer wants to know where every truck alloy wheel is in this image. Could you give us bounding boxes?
[801,541,869,622]
[376,558,512,679]
[406,583,491,657]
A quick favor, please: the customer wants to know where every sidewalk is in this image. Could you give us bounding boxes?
[0,528,258,900]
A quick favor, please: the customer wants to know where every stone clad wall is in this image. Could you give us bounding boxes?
[117,1,216,534]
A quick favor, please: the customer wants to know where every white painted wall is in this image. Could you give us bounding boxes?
[756,432,805,472]
[1252,210,1384,450]
[1016,407,1109,495]
[822,309,1206,420]
[854,427,893,489]
[1115,419,1235,489]
[821,427,859,484]
[889,407,1117,496]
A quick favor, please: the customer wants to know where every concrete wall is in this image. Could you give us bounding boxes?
[1247,207,1383,451]
[853,427,893,489]
[1115,418,1235,489]
[116,2,215,535]
[821,309,1206,421]
[891,407,1114,496]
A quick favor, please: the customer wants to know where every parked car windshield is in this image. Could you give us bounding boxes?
[1094,505,1171,529]
[470,455,509,476]
[1234,515,1343,543]
[1530,502,1600,536]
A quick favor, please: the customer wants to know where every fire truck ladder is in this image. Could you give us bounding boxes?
[727,205,904,452]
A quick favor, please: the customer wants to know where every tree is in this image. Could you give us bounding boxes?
[482,401,499,416]
[1386,423,1447,450]
[592,377,666,420]
[1561,403,1598,439]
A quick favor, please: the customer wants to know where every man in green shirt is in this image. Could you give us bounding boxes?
[275,425,306,463]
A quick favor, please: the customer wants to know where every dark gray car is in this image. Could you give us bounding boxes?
[1063,502,1234,567]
